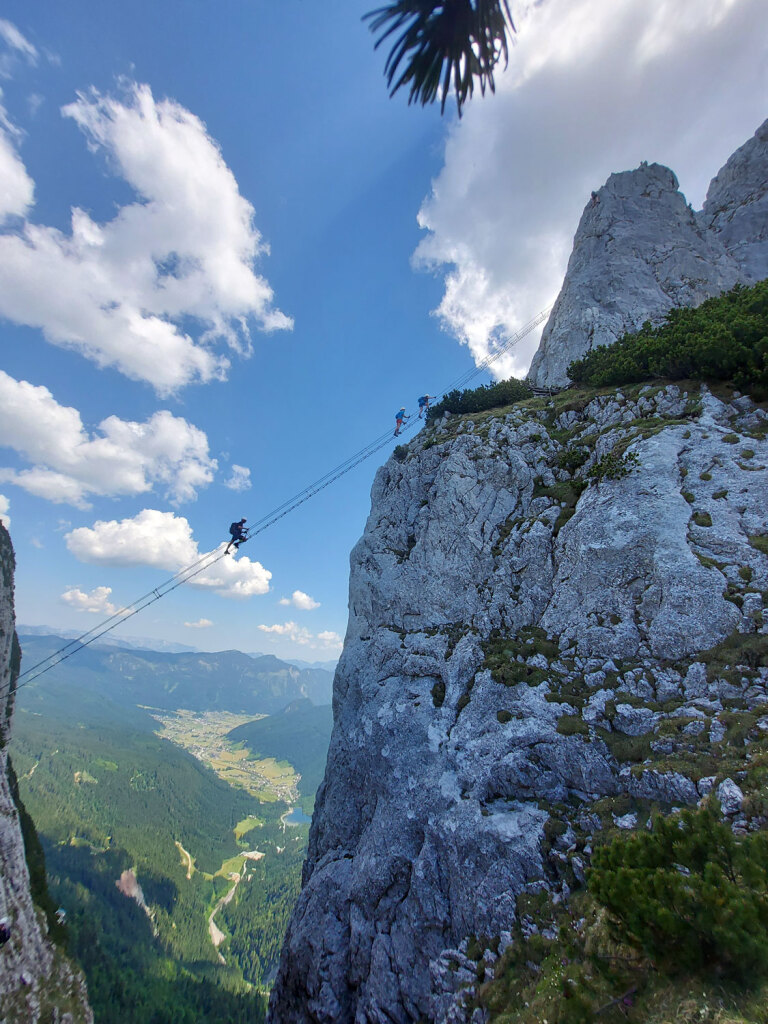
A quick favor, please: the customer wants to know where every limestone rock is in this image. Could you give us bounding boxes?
[269,383,768,1024]
[527,119,768,388]
[700,118,768,282]
[527,163,742,387]
[717,778,745,817]
[0,524,93,1023]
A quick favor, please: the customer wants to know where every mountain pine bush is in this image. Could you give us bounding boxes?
[589,803,768,983]
[568,280,768,395]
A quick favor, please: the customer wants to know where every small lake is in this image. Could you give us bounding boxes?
[282,807,312,826]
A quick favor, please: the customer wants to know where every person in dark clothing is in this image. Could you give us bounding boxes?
[225,518,247,554]
[0,916,11,946]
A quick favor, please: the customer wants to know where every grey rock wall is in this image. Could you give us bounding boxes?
[528,118,767,388]
[269,385,768,1023]
[0,524,93,1024]
[527,163,742,388]
[700,117,768,282]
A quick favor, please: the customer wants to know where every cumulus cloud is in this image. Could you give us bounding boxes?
[279,589,320,610]
[415,0,768,378]
[65,509,271,599]
[257,620,342,651]
[224,464,252,492]
[184,618,213,629]
[0,493,9,527]
[0,81,291,393]
[0,370,216,508]
[61,585,116,615]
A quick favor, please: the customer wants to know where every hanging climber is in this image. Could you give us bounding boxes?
[225,518,248,554]
[394,407,409,437]
[417,395,432,419]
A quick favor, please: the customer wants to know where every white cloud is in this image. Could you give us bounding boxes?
[224,464,252,492]
[257,620,342,651]
[0,492,9,528]
[0,20,38,79]
[65,509,272,600]
[61,585,116,615]
[279,589,320,610]
[184,618,213,629]
[0,101,34,222]
[0,370,216,508]
[0,81,291,394]
[415,0,768,378]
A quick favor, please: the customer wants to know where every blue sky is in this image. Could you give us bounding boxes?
[0,0,766,661]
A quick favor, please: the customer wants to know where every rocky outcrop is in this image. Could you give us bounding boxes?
[527,119,767,388]
[269,384,768,1023]
[700,118,768,283]
[0,524,93,1023]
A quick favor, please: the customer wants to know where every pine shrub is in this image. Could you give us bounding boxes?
[589,803,768,983]
[568,280,768,395]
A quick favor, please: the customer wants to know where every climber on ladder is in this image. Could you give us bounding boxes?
[225,518,248,554]
[394,407,409,437]
[417,395,432,418]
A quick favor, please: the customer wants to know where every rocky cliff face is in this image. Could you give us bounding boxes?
[0,524,93,1023]
[527,119,767,388]
[699,118,768,283]
[269,384,768,1023]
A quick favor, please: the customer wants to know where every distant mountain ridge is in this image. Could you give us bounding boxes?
[18,633,334,713]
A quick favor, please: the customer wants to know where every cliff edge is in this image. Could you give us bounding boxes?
[269,383,768,1022]
[0,523,93,1023]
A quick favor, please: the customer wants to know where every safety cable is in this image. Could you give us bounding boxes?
[13,305,549,687]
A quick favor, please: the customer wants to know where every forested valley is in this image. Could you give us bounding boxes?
[10,636,334,1023]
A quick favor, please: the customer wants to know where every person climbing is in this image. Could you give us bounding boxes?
[394,407,409,437]
[225,518,247,554]
[417,395,432,418]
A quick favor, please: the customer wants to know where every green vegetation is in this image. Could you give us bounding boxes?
[10,670,330,1023]
[567,280,768,396]
[227,699,333,812]
[692,511,713,527]
[473,803,768,1023]
[590,803,768,982]
[588,449,640,483]
[426,377,532,421]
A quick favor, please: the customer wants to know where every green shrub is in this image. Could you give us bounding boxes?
[556,714,589,736]
[557,446,589,474]
[426,377,532,421]
[431,681,446,708]
[589,803,768,982]
[588,449,639,483]
[722,433,740,444]
[567,280,768,395]
[393,445,408,462]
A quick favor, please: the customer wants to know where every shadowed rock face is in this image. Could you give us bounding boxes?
[700,117,768,283]
[528,119,767,388]
[0,524,93,1023]
[269,384,768,1024]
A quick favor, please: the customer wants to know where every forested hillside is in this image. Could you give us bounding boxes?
[11,653,333,1023]
[18,634,334,713]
